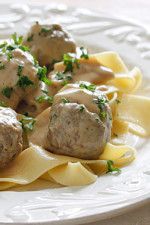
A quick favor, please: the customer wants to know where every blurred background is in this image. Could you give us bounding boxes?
[0,0,149,29]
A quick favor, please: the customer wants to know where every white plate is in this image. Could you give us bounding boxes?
[0,2,150,225]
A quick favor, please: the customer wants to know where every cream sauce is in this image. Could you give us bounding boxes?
[29,107,50,148]
[53,82,107,116]
[54,57,114,85]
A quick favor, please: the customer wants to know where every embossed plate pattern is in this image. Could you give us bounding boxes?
[0,2,150,225]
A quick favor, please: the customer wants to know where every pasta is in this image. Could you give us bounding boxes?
[0,50,149,190]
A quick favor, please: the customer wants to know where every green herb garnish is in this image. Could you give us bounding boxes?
[16,76,34,88]
[2,87,13,98]
[80,47,89,59]
[63,53,79,73]
[17,65,24,76]
[55,72,64,80]
[37,66,52,85]
[35,94,53,104]
[41,27,51,33]
[27,34,34,42]
[0,62,5,70]
[79,83,96,92]
[0,42,7,49]
[11,32,23,45]
[62,98,70,104]
[55,72,72,86]
[79,105,85,112]
[20,116,36,132]
[7,51,13,61]
[0,100,7,107]
[106,160,121,174]
[94,96,108,120]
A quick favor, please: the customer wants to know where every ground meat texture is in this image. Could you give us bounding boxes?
[0,107,23,168]
[23,22,76,66]
[0,48,38,109]
[47,102,111,160]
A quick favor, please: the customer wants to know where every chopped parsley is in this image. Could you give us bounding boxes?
[61,80,69,86]
[39,27,53,36]
[0,42,7,49]
[79,83,96,92]
[41,27,51,33]
[17,65,24,76]
[16,75,34,88]
[27,34,34,42]
[2,87,13,98]
[35,93,53,104]
[7,51,13,61]
[63,53,79,73]
[20,116,36,132]
[79,105,85,112]
[11,33,29,52]
[0,100,7,107]
[0,62,5,70]
[55,72,65,80]
[0,33,29,63]
[55,72,72,86]
[37,66,52,85]
[94,96,109,120]
[80,47,89,59]
[106,160,121,174]
[19,45,29,52]
[11,32,23,45]
[62,98,70,104]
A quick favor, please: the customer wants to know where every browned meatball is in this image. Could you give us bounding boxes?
[0,48,38,110]
[46,82,112,159]
[0,107,23,168]
[23,22,76,66]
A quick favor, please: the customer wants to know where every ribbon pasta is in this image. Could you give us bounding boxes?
[0,51,149,190]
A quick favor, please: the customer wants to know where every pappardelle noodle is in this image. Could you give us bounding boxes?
[0,22,149,190]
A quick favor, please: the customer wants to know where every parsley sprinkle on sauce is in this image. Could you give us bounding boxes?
[94,96,109,120]
[63,53,79,73]
[35,93,53,104]
[79,83,96,92]
[16,76,34,89]
[17,65,24,76]
[2,87,13,98]
[79,105,85,112]
[0,100,7,107]
[27,34,34,42]
[62,98,70,104]
[80,47,89,59]
[0,62,5,70]
[37,66,52,85]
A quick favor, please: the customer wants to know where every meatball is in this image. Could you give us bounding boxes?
[0,107,23,168]
[0,48,38,109]
[23,22,76,66]
[47,82,112,159]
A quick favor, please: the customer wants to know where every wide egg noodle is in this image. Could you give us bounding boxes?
[117,94,150,136]
[108,67,142,93]
[0,142,136,189]
[0,51,148,190]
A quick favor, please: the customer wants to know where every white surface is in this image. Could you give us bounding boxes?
[0,2,149,225]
